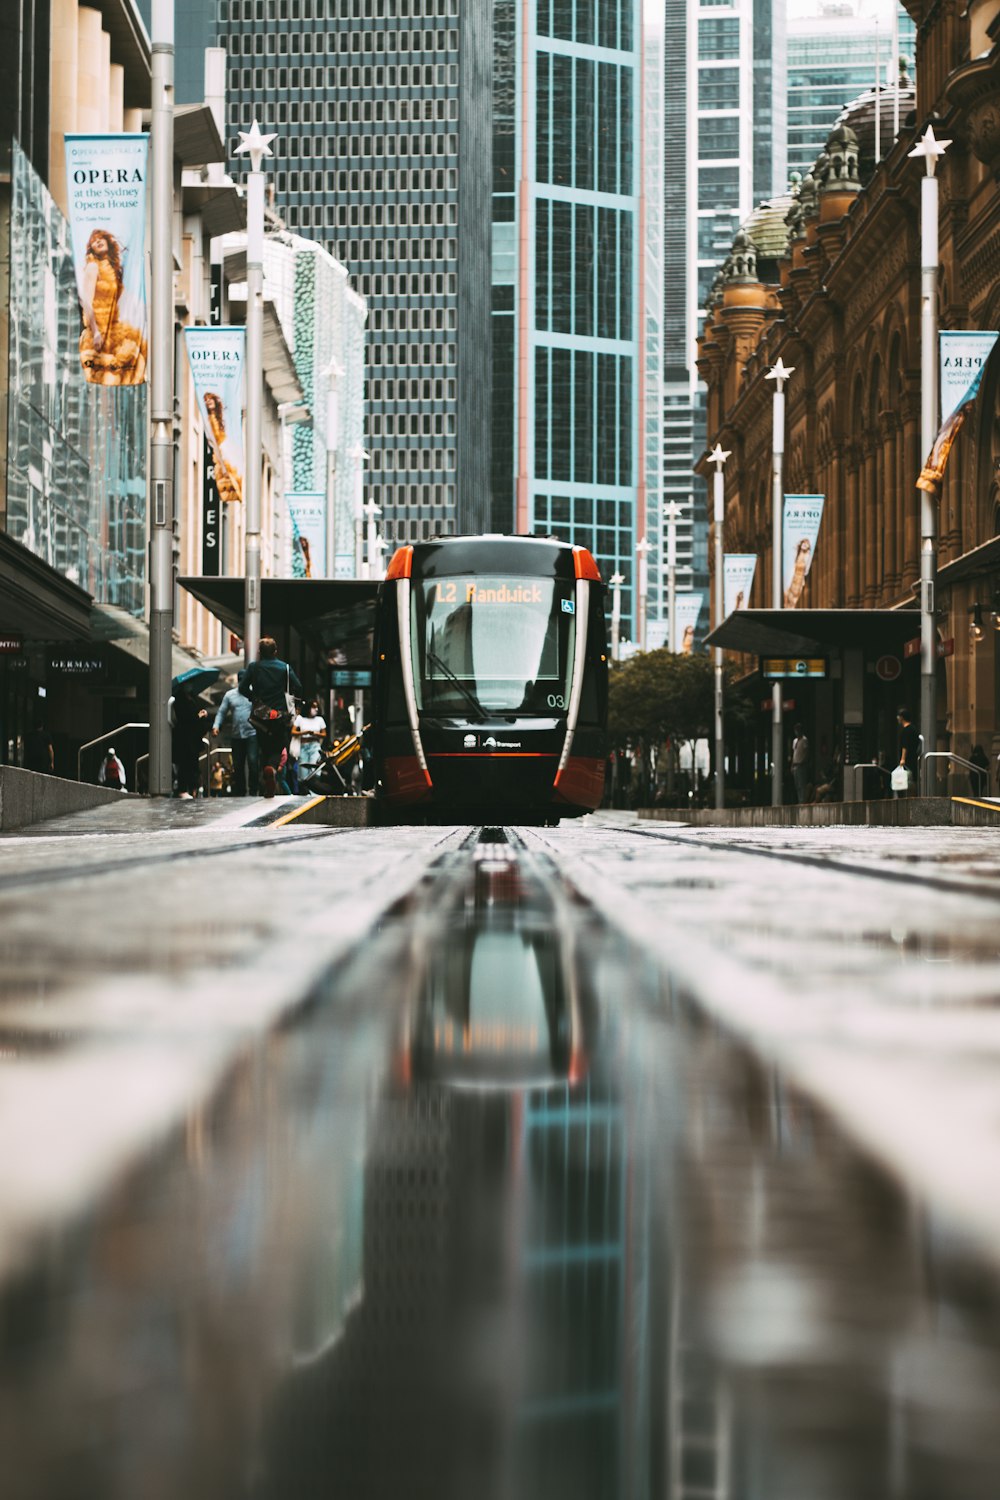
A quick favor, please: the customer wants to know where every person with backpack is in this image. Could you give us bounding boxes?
[241,637,303,797]
[98,747,127,791]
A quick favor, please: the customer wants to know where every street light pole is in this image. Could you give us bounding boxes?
[765,357,794,807]
[663,500,683,652]
[636,536,650,651]
[234,119,276,667]
[347,443,367,576]
[148,0,175,796]
[323,360,343,579]
[909,123,950,791]
[709,443,730,811]
[364,497,382,580]
[609,571,623,661]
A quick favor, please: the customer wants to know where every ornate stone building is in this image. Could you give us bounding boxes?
[698,11,1000,801]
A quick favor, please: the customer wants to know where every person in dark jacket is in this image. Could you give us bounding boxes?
[172,686,209,798]
[241,637,303,797]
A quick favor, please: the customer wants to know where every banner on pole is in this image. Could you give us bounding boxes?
[286,493,327,578]
[782,495,824,608]
[674,592,704,654]
[723,554,757,617]
[64,133,149,385]
[918,330,1000,494]
[184,327,246,505]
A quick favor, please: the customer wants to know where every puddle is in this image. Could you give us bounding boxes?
[2,837,1000,1499]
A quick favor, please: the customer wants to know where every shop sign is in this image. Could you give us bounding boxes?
[49,654,103,675]
[201,436,221,576]
[904,637,954,660]
[875,655,902,681]
[0,636,24,655]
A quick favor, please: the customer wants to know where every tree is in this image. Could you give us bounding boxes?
[608,649,717,746]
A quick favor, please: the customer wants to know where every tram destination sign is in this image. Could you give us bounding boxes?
[330,668,372,689]
[761,656,827,679]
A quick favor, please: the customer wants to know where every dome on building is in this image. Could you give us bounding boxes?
[834,67,917,184]
[739,190,796,278]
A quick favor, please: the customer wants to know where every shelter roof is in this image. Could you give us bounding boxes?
[705,607,918,657]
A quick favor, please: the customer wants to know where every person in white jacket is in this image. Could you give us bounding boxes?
[97,747,127,791]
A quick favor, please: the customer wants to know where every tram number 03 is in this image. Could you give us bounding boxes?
[547,693,566,710]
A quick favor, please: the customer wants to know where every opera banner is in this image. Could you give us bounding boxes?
[782,495,824,608]
[917,330,1000,494]
[287,493,327,578]
[184,327,246,505]
[724,554,757,617]
[674,592,704,654]
[64,134,149,385]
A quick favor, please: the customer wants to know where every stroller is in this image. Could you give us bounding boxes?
[297,732,364,795]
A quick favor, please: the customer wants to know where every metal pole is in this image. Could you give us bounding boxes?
[610,572,623,661]
[892,3,900,141]
[364,499,381,580]
[710,446,729,810]
[148,0,175,797]
[664,501,681,652]
[637,538,649,652]
[874,19,881,165]
[234,121,275,666]
[909,126,948,790]
[348,443,366,576]
[766,358,793,807]
[325,390,338,579]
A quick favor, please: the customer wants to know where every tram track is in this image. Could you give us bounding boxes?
[583,818,1000,904]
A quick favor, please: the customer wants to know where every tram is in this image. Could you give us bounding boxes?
[368,535,608,822]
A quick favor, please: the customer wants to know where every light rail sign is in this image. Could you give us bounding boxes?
[761,657,826,679]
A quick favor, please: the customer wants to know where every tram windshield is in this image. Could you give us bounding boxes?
[411,575,576,717]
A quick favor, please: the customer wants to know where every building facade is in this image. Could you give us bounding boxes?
[207,0,491,548]
[491,0,658,640]
[660,0,786,648]
[699,0,1000,796]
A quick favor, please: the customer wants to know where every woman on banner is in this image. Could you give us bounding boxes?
[202,392,244,505]
[784,537,811,608]
[78,229,147,386]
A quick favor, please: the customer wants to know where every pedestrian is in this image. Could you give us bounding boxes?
[212,672,258,796]
[895,706,921,796]
[240,637,303,798]
[292,697,327,794]
[98,746,127,791]
[172,685,209,798]
[790,722,810,804]
[209,760,226,798]
[23,719,54,775]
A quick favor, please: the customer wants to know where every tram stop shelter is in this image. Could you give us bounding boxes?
[705,608,922,801]
[178,577,381,718]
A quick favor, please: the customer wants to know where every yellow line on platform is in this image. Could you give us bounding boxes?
[269,796,326,827]
[951,797,1000,814]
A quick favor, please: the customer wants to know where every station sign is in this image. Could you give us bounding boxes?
[875,655,902,681]
[761,657,826,679]
[330,668,372,689]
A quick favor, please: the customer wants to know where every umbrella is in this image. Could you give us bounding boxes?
[172,666,221,696]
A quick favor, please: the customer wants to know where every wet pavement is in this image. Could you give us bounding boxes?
[5,825,1000,1497]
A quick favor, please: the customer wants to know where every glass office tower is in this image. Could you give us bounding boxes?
[210,0,492,546]
[660,0,785,647]
[492,0,657,642]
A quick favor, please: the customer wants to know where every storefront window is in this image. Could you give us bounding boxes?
[6,144,147,617]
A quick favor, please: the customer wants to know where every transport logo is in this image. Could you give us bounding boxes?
[463,734,477,748]
[483,735,522,750]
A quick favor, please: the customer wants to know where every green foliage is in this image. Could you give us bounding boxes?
[608,650,750,745]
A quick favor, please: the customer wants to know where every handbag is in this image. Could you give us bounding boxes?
[248,665,294,733]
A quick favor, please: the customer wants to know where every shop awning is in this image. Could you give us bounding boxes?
[705,608,919,658]
[0,533,93,640]
[178,576,380,649]
[935,535,1000,591]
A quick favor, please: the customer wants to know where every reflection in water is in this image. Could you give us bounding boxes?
[4,841,1000,1498]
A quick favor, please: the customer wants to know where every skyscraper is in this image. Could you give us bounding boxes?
[491,0,660,642]
[659,0,785,645]
[787,0,915,179]
[177,0,492,548]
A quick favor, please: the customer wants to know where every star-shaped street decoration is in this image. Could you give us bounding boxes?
[235,120,277,172]
[663,501,686,523]
[636,537,651,554]
[609,571,625,586]
[765,357,795,387]
[908,123,951,175]
[707,443,731,469]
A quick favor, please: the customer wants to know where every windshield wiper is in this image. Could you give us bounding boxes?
[426,648,487,720]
